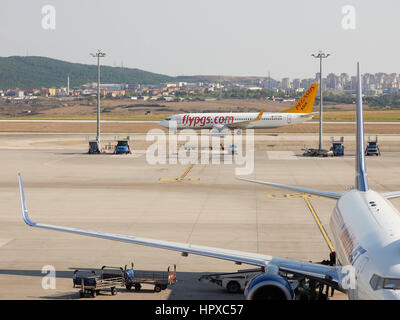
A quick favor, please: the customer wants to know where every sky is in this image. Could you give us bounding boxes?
[0,0,399,79]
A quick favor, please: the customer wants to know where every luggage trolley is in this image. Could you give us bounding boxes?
[124,263,177,292]
[73,266,125,298]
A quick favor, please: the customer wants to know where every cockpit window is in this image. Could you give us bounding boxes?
[383,278,400,290]
[166,117,172,121]
[370,274,400,290]
[370,274,383,290]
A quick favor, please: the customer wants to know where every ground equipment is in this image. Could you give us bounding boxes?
[365,136,381,156]
[330,137,344,156]
[73,266,125,298]
[124,263,177,292]
[88,141,100,154]
[199,268,262,293]
[114,140,131,154]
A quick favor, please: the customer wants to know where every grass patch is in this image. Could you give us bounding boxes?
[312,110,400,121]
[1,109,400,122]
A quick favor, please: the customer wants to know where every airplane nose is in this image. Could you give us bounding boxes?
[381,290,400,300]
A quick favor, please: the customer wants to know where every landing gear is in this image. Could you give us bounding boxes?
[291,252,338,300]
[294,278,334,300]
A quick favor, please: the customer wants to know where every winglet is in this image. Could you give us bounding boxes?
[18,173,36,227]
[355,63,369,192]
[255,108,264,121]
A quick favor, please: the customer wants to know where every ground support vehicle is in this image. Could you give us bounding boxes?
[199,268,262,293]
[124,264,177,292]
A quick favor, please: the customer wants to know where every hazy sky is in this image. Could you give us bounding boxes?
[1,0,399,79]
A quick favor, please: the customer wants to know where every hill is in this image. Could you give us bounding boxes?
[0,56,176,89]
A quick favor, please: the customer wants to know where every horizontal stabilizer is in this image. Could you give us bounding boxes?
[382,191,400,200]
[237,177,341,199]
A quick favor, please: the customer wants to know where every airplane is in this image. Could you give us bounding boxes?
[238,63,400,300]
[159,84,319,133]
[17,64,400,300]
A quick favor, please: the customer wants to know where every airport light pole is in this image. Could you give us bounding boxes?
[311,51,330,151]
[90,49,106,146]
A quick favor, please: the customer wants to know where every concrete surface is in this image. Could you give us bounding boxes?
[1,133,400,300]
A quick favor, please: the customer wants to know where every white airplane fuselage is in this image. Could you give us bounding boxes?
[330,189,400,299]
[159,112,313,130]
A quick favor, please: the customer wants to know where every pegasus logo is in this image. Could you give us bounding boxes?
[294,86,316,111]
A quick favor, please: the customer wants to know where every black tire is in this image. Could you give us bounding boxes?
[134,283,141,291]
[154,285,162,293]
[126,284,132,291]
[79,291,84,298]
[111,287,117,295]
[91,290,96,298]
[227,281,241,294]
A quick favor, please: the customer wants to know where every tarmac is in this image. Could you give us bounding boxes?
[1,133,400,300]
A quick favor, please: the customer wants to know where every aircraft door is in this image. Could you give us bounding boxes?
[354,255,370,299]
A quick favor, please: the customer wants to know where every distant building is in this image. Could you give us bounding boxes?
[292,79,301,89]
[15,90,25,98]
[351,76,357,91]
[281,78,291,90]
[41,88,56,97]
[101,89,126,97]
[48,88,56,97]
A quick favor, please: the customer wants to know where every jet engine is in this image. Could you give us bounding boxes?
[244,273,294,300]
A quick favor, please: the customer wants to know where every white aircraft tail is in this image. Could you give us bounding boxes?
[355,62,369,192]
[238,63,400,200]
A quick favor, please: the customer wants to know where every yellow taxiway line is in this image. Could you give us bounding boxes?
[159,164,199,183]
[302,195,335,253]
[266,193,335,253]
[180,164,194,180]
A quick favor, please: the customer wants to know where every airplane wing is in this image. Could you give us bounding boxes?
[382,191,400,200]
[18,173,342,288]
[237,177,342,199]
[227,108,264,129]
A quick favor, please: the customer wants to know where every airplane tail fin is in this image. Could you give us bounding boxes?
[281,83,319,113]
[355,63,369,191]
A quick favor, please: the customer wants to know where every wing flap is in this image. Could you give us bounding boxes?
[382,191,400,200]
